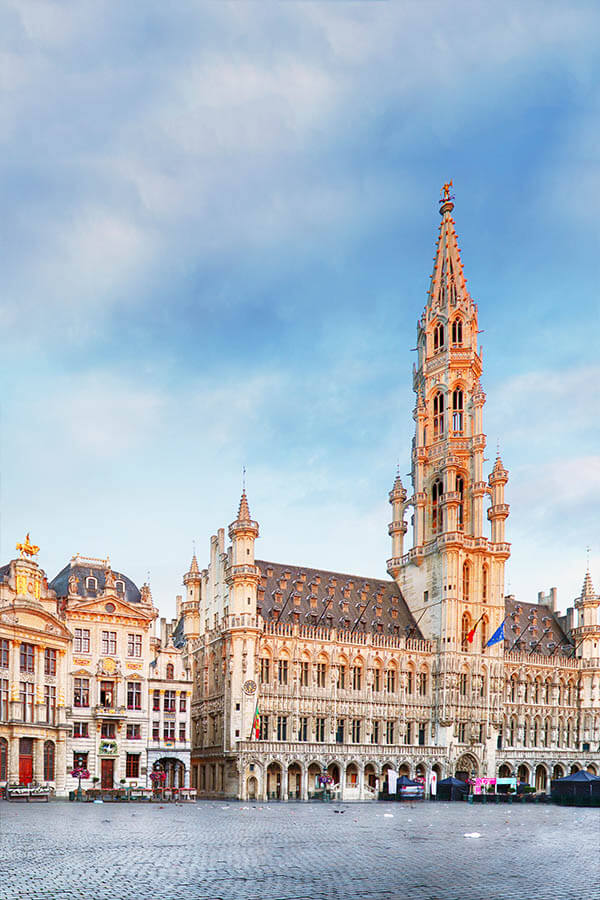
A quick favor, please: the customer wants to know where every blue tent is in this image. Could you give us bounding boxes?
[437,776,469,800]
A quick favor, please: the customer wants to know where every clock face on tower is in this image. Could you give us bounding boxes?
[242,679,257,695]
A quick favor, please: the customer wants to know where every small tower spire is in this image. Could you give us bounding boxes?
[428,182,469,311]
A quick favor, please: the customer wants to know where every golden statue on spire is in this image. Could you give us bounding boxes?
[440,180,454,201]
[16,533,40,558]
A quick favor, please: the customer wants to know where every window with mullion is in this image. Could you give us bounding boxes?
[20,643,35,673]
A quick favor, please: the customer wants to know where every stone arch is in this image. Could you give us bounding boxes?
[364,762,378,791]
[517,763,530,784]
[287,761,302,799]
[498,763,512,778]
[570,763,580,775]
[552,764,564,780]
[398,762,411,777]
[247,775,259,800]
[455,753,478,779]
[586,763,597,775]
[327,762,341,787]
[345,761,360,790]
[535,763,548,793]
[307,761,323,796]
[266,761,283,799]
[415,762,426,779]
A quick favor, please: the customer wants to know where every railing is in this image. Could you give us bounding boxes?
[504,652,579,669]
[93,705,127,717]
[237,740,442,758]
[261,621,432,653]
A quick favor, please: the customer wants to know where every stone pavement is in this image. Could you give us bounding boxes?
[1,799,598,900]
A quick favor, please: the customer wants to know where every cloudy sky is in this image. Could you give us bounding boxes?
[1,0,598,620]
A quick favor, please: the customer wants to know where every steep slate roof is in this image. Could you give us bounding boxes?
[50,563,141,605]
[504,598,573,657]
[0,563,10,583]
[255,559,422,639]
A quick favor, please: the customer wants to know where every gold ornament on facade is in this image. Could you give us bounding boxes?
[16,533,40,558]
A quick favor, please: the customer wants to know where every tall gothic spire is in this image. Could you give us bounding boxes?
[427,182,470,311]
[581,569,595,600]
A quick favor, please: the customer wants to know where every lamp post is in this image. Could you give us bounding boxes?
[71,766,90,801]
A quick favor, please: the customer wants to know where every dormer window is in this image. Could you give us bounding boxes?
[451,318,463,345]
[433,322,444,352]
[86,576,97,591]
[115,580,125,594]
[166,663,174,680]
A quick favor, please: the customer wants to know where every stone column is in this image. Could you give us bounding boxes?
[301,765,308,801]
[358,763,365,800]
[8,735,19,785]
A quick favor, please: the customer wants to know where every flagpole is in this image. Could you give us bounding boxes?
[482,614,509,653]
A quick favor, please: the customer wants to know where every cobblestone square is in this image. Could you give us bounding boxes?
[1,800,599,900]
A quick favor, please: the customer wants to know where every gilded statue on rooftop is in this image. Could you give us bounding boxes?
[16,533,40,558]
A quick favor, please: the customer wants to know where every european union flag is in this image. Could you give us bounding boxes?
[486,621,505,647]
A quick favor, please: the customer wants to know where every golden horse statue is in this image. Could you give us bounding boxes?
[16,533,40,558]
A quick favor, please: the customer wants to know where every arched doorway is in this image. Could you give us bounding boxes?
[0,738,7,782]
[19,738,34,785]
[586,764,597,775]
[364,763,377,790]
[247,776,258,800]
[570,763,580,775]
[288,763,301,800]
[517,764,530,785]
[266,762,282,799]
[552,764,564,780]
[327,763,340,789]
[415,763,426,779]
[345,762,359,790]
[398,763,410,777]
[307,762,322,797]
[155,757,186,788]
[455,754,478,781]
[535,765,547,793]
[498,764,512,778]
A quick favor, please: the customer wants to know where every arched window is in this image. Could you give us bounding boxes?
[43,741,55,782]
[86,576,97,591]
[432,480,443,534]
[452,389,464,433]
[532,719,539,746]
[480,616,488,651]
[509,718,516,746]
[433,322,444,351]
[451,318,463,345]
[462,562,470,601]
[166,663,174,681]
[456,476,465,530]
[115,580,125,593]
[461,612,471,651]
[433,393,444,438]
[482,565,488,603]
[0,738,7,782]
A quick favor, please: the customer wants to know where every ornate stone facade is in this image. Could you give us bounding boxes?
[51,555,158,793]
[178,191,600,800]
[0,548,71,795]
[147,615,192,786]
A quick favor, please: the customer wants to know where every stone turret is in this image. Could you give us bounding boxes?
[573,570,600,658]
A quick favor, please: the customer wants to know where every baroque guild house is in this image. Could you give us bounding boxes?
[177,190,600,801]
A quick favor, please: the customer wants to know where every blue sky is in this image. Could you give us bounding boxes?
[1,1,599,619]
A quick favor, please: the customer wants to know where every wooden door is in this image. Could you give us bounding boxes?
[101,757,114,789]
[19,738,33,785]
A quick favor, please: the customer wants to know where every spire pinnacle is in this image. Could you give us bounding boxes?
[581,569,595,600]
[237,489,251,522]
[189,553,200,575]
[428,183,470,311]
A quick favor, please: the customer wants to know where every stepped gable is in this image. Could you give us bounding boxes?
[504,597,573,656]
[255,559,422,639]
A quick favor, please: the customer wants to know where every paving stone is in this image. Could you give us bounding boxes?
[0,800,598,900]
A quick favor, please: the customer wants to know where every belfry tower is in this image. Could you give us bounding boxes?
[388,185,510,655]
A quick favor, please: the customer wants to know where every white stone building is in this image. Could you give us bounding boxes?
[176,189,600,800]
